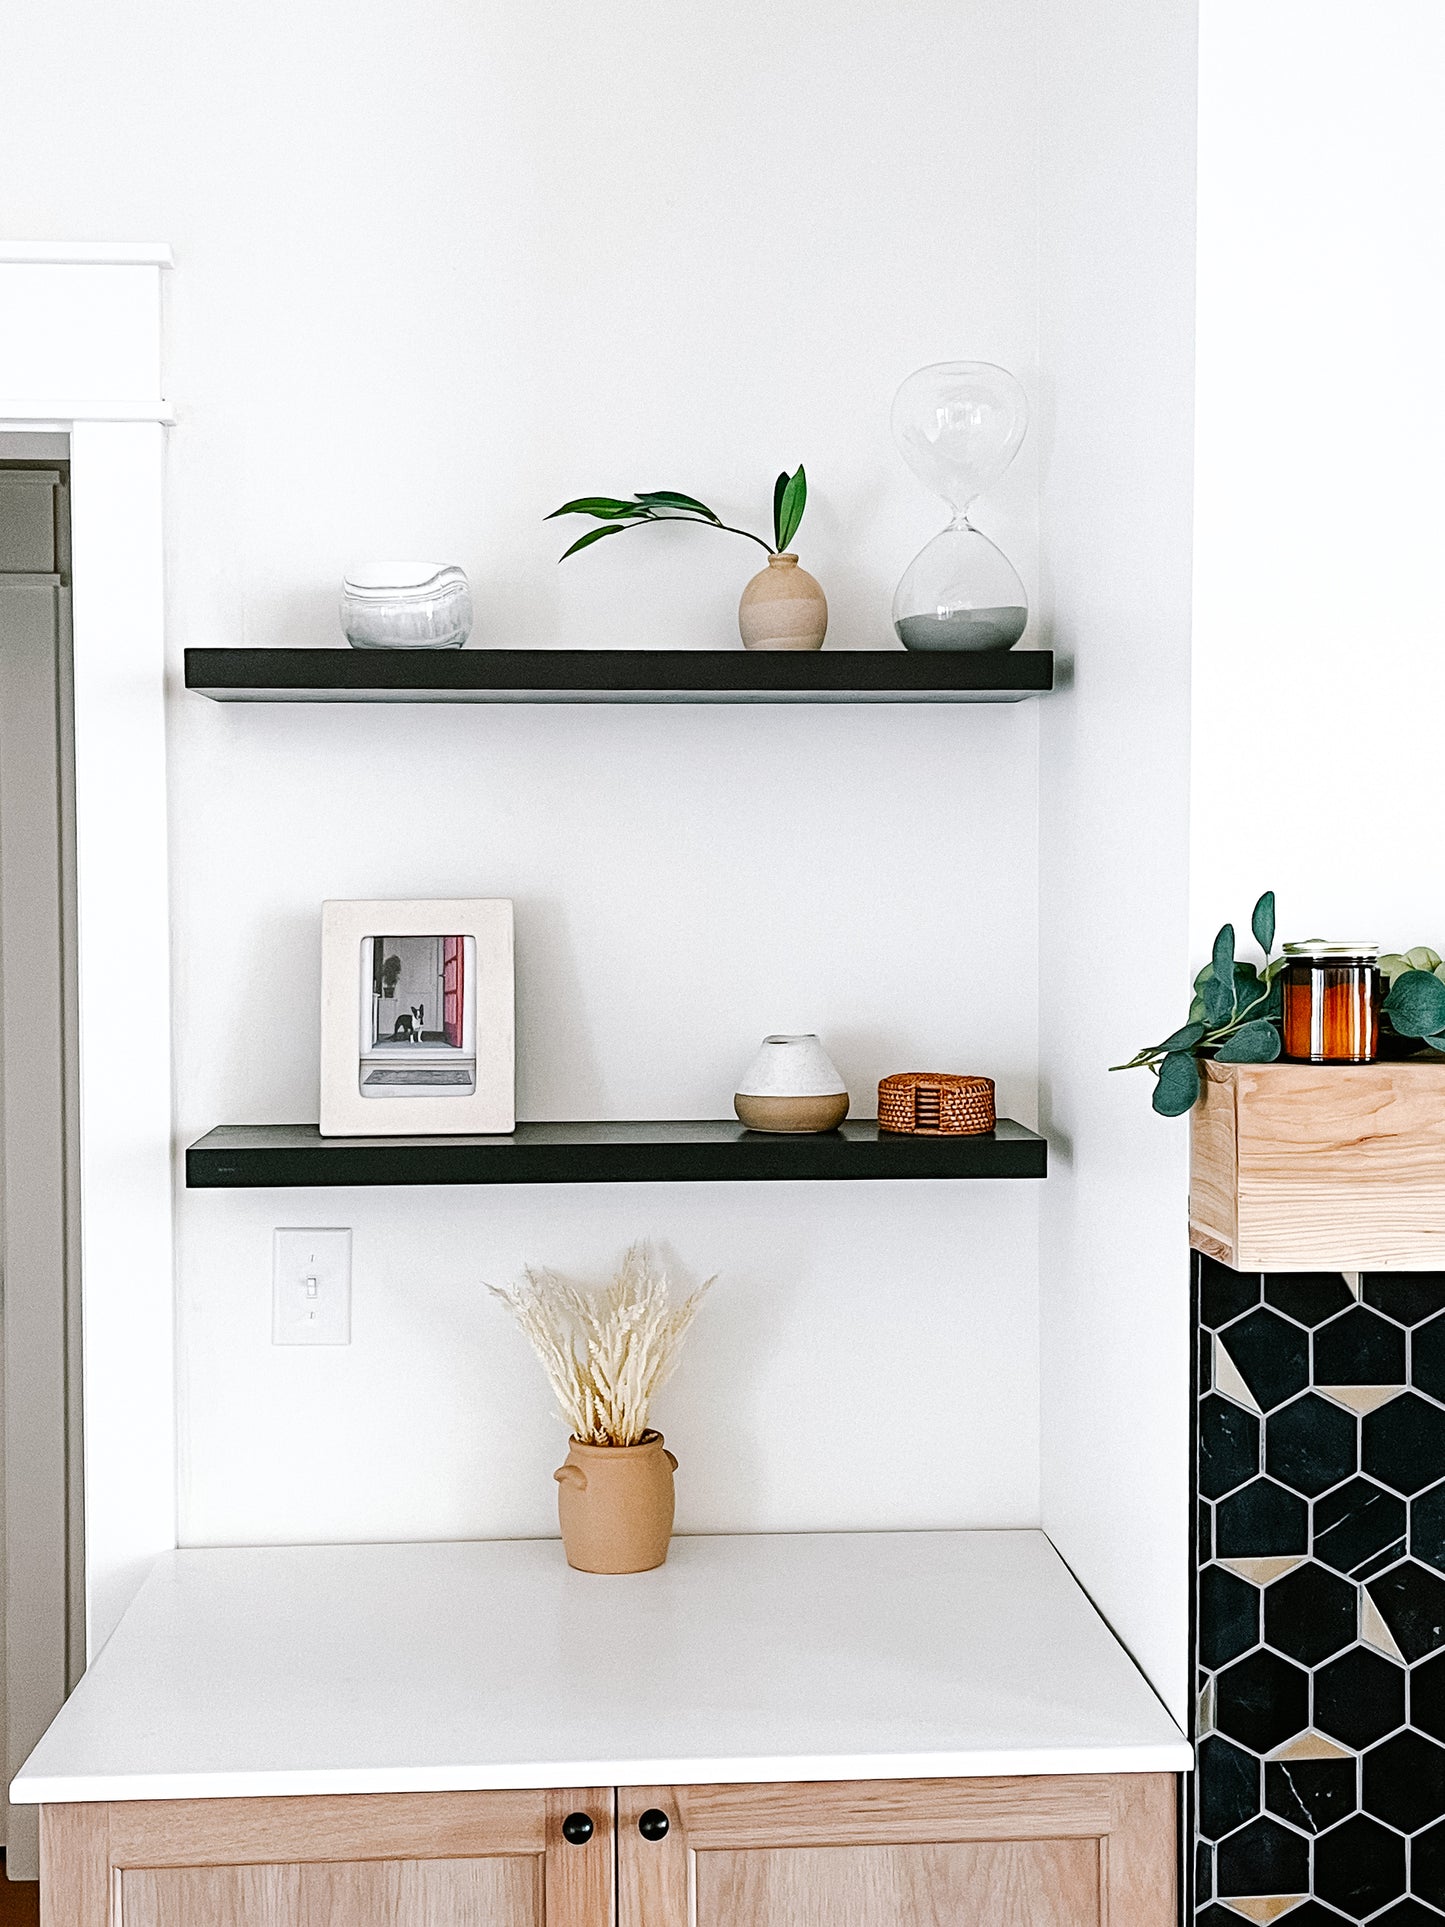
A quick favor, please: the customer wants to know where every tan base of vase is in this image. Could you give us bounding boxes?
[554,1431,677,1574]
[734,1091,849,1133]
[738,553,828,650]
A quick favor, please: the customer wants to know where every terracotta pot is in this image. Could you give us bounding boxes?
[553,1431,678,1574]
[738,553,828,650]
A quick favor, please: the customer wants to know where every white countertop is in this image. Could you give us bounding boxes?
[11,1530,1190,1804]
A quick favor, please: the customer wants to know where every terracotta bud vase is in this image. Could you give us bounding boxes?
[738,552,828,650]
[553,1431,679,1574]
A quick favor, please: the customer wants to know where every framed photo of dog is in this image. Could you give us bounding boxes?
[319,899,515,1136]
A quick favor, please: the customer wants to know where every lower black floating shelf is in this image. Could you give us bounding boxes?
[184,647,1053,705]
[186,1120,1048,1188]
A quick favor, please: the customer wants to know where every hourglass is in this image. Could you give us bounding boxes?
[891,361,1029,652]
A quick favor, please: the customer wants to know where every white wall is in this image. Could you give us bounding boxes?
[2,1,1049,1549]
[1036,0,1200,1723]
[1192,0,1445,955]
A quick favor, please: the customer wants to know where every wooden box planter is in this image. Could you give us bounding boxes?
[1190,1060,1445,1272]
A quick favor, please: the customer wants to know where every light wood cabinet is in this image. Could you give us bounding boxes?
[619,1776,1174,1927]
[41,1788,613,1927]
[40,1774,1174,1927]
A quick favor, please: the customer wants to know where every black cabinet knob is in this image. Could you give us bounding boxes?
[562,1812,594,1844]
[638,1808,670,1841]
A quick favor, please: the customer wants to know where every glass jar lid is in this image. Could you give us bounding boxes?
[1282,940,1380,959]
[342,563,467,600]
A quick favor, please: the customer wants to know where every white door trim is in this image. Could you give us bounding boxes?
[1,253,176,1663]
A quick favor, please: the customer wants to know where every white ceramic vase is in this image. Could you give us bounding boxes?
[734,1033,849,1134]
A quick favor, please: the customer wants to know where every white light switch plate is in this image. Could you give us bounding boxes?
[273,1228,351,1345]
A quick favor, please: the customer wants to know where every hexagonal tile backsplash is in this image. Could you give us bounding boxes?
[1196,1257,1445,1927]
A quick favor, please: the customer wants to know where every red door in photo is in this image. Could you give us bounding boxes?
[443,937,464,1048]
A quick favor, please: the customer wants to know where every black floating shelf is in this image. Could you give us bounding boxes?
[186,1119,1048,1188]
[184,647,1053,706]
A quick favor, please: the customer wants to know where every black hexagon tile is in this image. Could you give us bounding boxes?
[1314,1306,1408,1389]
[1216,1649,1311,1754]
[1366,1562,1445,1664]
[1362,1730,1445,1834]
[1199,1733,1263,1840]
[1314,1646,1407,1751]
[1216,1817,1311,1905]
[1312,1815,1407,1919]
[1370,1902,1445,1927]
[1220,1310,1312,1413]
[1203,1258,1263,1330]
[1202,1564,1262,1670]
[1412,1485,1445,1576]
[1266,1395,1357,1498]
[1203,1395,1263,1500]
[1365,1396,1445,1496]
[1363,1274,1445,1327]
[1313,1478,1407,1580]
[1195,1258,1445,1927]
[1415,1316,1445,1405]
[1264,1563,1358,1667]
[1410,1817,1445,1911]
[1266,1274,1356,1327]
[1217,1479,1309,1561]
[1411,1652,1445,1744]
[1264,1755,1356,1833]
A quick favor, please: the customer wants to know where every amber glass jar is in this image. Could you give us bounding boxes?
[1280,942,1381,1063]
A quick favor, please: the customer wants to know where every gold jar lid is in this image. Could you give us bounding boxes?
[1282,940,1380,959]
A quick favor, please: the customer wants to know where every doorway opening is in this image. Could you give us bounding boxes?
[0,437,84,1892]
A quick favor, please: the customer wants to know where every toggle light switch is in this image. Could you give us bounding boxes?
[273,1229,351,1345]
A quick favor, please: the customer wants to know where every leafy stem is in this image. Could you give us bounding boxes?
[547,469,807,563]
[1115,890,1445,1116]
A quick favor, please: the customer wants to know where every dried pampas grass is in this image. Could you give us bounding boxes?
[488,1243,714,1446]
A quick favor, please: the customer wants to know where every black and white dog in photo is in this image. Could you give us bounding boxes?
[392,1003,425,1043]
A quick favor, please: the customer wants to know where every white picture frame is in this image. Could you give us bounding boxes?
[319,899,514,1137]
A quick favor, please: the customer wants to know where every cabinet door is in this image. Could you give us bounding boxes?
[618,1775,1174,1927]
[120,1857,536,1927]
[42,1788,614,1927]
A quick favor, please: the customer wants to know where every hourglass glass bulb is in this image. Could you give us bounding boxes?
[891,362,1028,514]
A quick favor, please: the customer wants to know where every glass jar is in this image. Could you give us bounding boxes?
[340,563,472,650]
[1280,942,1381,1063]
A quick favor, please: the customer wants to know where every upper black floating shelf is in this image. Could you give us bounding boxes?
[186,1119,1047,1188]
[184,647,1053,705]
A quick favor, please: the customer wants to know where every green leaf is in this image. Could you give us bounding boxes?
[775,465,807,552]
[635,491,720,521]
[1384,969,1445,1038]
[1215,1020,1282,1063]
[547,496,648,519]
[1379,953,1411,983]
[773,471,788,551]
[1157,1022,1206,1053]
[557,523,631,560]
[1203,924,1236,1026]
[1423,1033,1445,1054]
[1231,963,1281,1024]
[1408,946,1442,973]
[1153,1051,1201,1116]
[1187,993,1206,1025]
[1251,890,1276,957]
